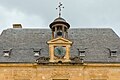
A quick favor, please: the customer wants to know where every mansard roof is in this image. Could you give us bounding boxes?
[0,28,120,63]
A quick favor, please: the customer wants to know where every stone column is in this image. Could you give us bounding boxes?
[65,45,71,62]
[55,26,57,32]
[49,45,54,62]
[66,29,68,38]
[55,27,57,38]
[52,31,54,39]
[62,26,64,38]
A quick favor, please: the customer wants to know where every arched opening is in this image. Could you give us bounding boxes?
[58,61,62,64]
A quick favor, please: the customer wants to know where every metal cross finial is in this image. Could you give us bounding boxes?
[56,2,64,17]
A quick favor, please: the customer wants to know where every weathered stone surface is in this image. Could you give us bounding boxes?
[0,63,120,80]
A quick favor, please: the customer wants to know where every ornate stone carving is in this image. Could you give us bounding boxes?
[70,56,84,64]
[36,57,49,63]
[51,71,70,79]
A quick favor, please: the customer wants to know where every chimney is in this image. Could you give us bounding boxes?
[13,24,22,28]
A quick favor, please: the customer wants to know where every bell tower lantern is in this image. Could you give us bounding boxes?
[49,17,70,39]
[47,2,72,63]
[49,2,70,39]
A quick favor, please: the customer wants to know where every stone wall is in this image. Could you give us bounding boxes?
[0,63,120,80]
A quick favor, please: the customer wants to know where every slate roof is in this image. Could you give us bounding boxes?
[0,28,120,63]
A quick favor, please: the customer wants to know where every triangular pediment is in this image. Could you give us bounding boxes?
[47,37,72,44]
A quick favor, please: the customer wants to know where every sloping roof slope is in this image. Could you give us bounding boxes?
[0,28,120,63]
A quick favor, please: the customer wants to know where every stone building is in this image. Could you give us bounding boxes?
[0,8,120,80]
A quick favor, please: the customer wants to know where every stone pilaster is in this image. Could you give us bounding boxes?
[49,45,54,62]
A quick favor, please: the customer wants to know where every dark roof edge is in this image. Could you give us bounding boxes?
[0,62,35,64]
[0,62,120,64]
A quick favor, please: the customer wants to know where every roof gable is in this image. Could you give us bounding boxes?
[47,37,72,44]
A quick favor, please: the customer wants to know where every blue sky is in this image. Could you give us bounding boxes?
[0,0,120,36]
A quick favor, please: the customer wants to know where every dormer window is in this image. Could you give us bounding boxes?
[3,49,12,57]
[77,49,86,57]
[34,51,40,57]
[107,48,117,57]
[110,50,117,57]
[33,49,42,57]
[4,51,10,57]
[79,50,85,57]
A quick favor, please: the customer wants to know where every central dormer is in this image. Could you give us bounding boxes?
[49,17,70,39]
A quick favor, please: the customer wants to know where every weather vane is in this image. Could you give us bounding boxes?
[56,2,64,17]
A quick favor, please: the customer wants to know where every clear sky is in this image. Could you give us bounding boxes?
[0,0,120,36]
